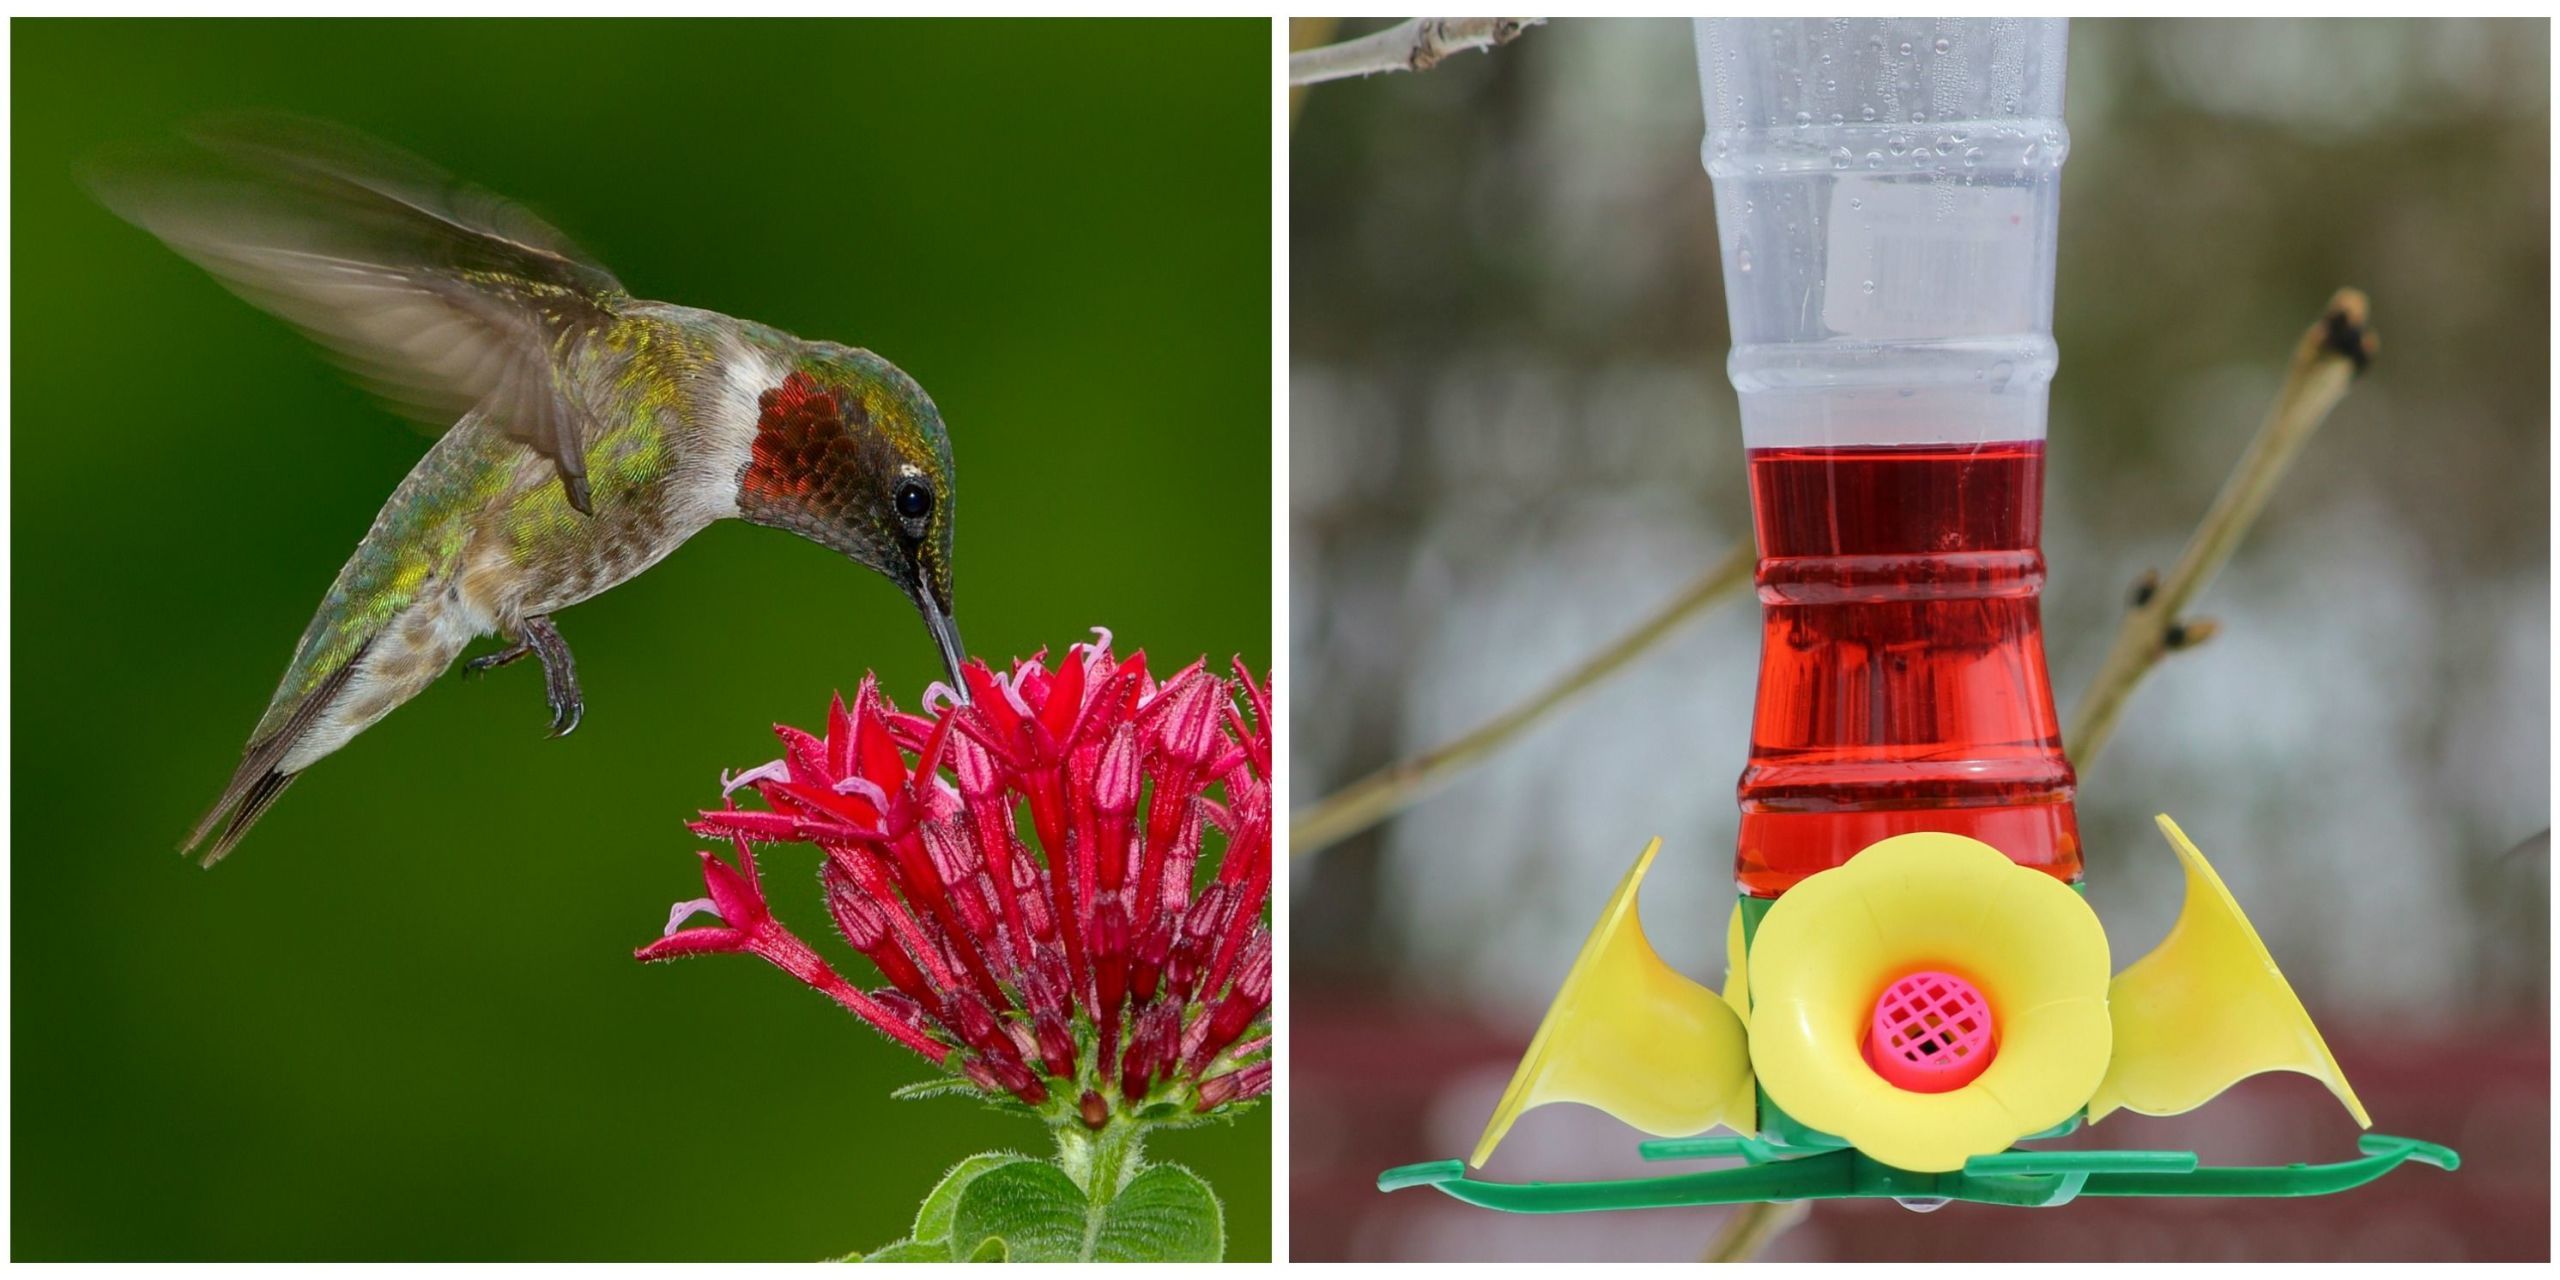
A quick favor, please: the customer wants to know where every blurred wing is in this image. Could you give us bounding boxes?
[88,114,626,513]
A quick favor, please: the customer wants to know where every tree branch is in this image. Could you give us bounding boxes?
[1292,543,1755,858]
[1288,18,1544,87]
[2066,288,2378,769]
[1702,1200,1808,1263]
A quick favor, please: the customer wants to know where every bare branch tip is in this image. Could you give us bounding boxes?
[2070,292,2367,770]
[2320,288,2377,374]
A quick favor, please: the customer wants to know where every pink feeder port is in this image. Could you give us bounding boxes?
[1864,971,1996,1093]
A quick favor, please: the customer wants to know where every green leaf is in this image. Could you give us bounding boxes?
[847,1237,948,1263]
[947,1160,1087,1262]
[889,1078,981,1103]
[1090,1164,1224,1263]
[947,1159,1224,1263]
[913,1151,1027,1244]
[845,1150,1030,1263]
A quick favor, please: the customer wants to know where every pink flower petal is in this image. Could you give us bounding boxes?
[662,896,721,936]
[720,759,790,798]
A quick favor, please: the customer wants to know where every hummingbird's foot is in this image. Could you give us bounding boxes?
[521,615,583,738]
[463,641,534,676]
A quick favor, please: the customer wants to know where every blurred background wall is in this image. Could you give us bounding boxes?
[1291,17,2545,1262]
[14,18,1270,1260]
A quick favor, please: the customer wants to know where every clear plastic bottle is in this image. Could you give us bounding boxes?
[1693,18,2080,897]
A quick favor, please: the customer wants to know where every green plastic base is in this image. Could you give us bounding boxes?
[1378,1133,2458,1213]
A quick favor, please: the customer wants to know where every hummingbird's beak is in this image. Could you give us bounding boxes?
[913,587,968,694]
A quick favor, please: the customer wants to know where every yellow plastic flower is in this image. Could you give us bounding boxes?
[1747,832,2113,1173]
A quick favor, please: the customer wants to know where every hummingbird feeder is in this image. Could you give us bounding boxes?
[1380,17,2458,1217]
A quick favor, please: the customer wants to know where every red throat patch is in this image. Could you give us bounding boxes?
[747,370,865,509]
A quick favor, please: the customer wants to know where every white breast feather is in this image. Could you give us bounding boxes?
[677,339,775,526]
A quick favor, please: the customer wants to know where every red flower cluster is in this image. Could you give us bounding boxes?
[639,631,1272,1124]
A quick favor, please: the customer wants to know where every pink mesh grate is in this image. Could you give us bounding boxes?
[1863,970,1996,1093]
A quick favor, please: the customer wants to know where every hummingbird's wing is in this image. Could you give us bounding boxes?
[87,114,624,514]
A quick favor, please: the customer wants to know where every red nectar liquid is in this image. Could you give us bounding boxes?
[1736,440,2080,897]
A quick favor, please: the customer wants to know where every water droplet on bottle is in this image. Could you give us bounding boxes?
[1737,250,1755,274]
[1934,136,1956,156]
[1898,40,1913,55]
[1932,37,1951,53]
[1962,147,1984,167]
[1861,280,1877,294]
[1863,152,1882,169]
[1849,197,1864,210]
[1794,110,1813,126]
[1860,104,1877,121]
[1887,139,1908,156]
[1830,147,1854,169]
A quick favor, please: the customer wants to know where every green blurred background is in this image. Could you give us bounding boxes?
[14,18,1269,1261]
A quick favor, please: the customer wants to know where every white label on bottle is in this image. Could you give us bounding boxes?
[1821,176,2037,340]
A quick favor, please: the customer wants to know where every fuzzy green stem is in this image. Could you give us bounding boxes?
[1055,1116,1148,1208]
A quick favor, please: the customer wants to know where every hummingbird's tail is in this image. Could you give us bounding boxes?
[184,644,366,866]
[184,769,298,866]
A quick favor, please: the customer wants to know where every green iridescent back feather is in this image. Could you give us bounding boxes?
[248,305,725,745]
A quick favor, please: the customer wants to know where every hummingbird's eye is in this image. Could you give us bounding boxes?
[895,478,934,525]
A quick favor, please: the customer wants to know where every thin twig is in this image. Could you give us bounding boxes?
[2067,289,2378,768]
[1288,18,1343,123]
[1292,543,1755,858]
[1702,1200,1808,1263]
[1288,18,1544,87]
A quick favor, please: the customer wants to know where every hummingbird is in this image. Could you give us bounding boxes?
[92,117,966,865]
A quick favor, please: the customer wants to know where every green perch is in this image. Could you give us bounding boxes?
[1379,1133,2459,1213]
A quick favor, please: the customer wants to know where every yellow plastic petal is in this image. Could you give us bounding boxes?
[1748,832,2113,1173]
[2088,815,2370,1128]
[1470,838,1755,1167]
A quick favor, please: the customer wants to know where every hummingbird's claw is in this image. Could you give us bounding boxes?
[518,614,583,739]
